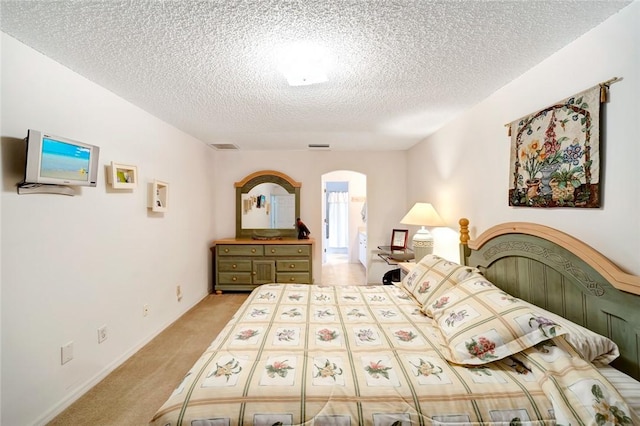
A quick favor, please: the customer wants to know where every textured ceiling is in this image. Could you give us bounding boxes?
[0,0,632,151]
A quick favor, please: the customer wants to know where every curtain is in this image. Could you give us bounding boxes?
[328,191,349,248]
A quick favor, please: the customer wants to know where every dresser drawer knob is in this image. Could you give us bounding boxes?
[224,248,229,253]
[232,264,237,269]
[289,264,295,269]
[232,276,237,281]
[289,277,295,282]
[297,249,302,253]
[251,248,256,253]
[271,249,276,253]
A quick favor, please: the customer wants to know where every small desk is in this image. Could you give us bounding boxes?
[377,245,415,265]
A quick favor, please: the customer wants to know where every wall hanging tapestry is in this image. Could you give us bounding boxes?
[507,79,617,208]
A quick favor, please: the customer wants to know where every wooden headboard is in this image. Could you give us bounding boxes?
[458,218,640,380]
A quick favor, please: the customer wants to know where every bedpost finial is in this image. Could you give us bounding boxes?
[459,218,470,245]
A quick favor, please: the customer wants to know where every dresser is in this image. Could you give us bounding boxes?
[212,238,314,293]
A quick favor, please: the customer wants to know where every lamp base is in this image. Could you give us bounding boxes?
[412,227,434,263]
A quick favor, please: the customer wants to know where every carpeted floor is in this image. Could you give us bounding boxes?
[47,293,248,426]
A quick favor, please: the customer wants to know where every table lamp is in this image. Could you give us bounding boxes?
[400,202,445,262]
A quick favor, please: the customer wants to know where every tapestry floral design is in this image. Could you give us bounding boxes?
[508,85,601,208]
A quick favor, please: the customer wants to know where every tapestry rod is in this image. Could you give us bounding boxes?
[504,77,622,136]
[599,76,621,102]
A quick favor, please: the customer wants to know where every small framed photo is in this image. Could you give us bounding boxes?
[391,229,409,250]
[108,161,137,189]
[148,180,169,212]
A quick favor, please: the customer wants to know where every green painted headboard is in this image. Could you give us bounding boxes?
[458,218,640,380]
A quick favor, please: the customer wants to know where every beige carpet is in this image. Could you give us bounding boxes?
[48,293,248,426]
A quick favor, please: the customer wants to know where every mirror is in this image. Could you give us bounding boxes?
[235,170,301,239]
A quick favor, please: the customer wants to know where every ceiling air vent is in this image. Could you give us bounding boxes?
[209,143,239,150]
[308,144,330,150]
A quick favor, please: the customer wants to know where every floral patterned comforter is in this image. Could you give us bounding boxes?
[150,284,638,425]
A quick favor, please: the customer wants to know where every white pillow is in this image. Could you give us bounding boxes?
[519,299,619,365]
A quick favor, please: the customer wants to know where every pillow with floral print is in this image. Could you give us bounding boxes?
[426,277,568,365]
[400,255,479,312]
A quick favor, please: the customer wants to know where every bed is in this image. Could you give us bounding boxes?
[151,219,640,425]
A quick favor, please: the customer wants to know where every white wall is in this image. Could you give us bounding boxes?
[1,33,217,425]
[406,2,640,274]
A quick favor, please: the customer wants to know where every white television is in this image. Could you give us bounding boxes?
[23,129,100,187]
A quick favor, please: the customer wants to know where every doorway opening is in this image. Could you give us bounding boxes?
[325,180,349,264]
[321,171,367,284]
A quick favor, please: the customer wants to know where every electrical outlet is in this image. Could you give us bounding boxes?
[61,341,74,364]
[143,304,150,317]
[98,325,108,343]
[176,284,182,301]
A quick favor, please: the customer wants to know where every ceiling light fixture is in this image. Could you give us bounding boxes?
[277,42,330,87]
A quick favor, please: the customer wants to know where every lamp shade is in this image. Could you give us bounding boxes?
[400,203,444,262]
[400,203,445,227]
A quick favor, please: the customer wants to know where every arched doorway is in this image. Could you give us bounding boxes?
[320,171,367,284]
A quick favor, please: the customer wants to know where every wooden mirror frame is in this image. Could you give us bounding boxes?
[235,170,301,239]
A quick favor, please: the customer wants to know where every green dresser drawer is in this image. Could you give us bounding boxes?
[218,259,252,272]
[213,239,313,292]
[276,272,312,284]
[265,245,310,257]
[276,260,309,272]
[218,272,252,284]
[218,245,263,256]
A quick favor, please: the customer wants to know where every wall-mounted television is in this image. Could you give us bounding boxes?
[23,129,100,187]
